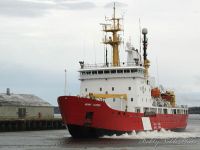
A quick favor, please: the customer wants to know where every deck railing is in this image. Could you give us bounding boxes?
[80,62,142,69]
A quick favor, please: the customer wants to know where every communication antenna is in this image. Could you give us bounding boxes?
[106,45,108,67]
[82,37,86,61]
[104,45,105,65]
[121,12,125,51]
[156,57,160,85]
[93,39,96,64]
[64,69,67,95]
[139,18,142,54]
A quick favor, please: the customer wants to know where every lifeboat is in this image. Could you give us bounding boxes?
[151,88,161,98]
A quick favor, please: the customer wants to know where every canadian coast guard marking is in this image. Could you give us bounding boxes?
[93,104,101,107]
[153,122,161,130]
[85,103,92,106]
[142,117,152,130]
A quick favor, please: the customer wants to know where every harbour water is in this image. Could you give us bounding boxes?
[0,114,200,150]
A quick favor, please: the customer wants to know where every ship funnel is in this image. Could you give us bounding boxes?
[142,28,150,77]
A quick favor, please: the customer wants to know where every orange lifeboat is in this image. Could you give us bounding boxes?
[151,88,161,98]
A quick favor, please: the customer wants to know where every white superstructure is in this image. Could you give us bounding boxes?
[77,4,187,116]
[79,66,152,112]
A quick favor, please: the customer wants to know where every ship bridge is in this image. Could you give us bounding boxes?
[79,61,152,111]
[79,63,145,80]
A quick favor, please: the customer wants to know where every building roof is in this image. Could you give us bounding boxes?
[0,93,52,107]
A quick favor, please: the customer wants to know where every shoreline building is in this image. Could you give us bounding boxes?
[0,88,54,120]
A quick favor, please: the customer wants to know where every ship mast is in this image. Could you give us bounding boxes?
[142,28,150,77]
[101,3,123,66]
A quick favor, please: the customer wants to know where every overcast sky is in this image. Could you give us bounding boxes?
[0,0,200,106]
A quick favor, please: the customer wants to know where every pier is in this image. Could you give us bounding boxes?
[0,119,65,132]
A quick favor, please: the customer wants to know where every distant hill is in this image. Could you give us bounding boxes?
[189,107,200,114]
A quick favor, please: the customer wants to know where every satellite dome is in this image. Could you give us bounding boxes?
[142,28,148,34]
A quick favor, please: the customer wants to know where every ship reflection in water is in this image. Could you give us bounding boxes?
[0,115,199,150]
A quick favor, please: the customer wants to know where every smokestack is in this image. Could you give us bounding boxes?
[6,88,11,96]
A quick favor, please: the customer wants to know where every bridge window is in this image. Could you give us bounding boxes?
[92,71,97,74]
[128,87,131,90]
[85,88,87,92]
[131,98,133,102]
[111,70,116,74]
[100,88,102,91]
[86,71,89,74]
[124,69,130,73]
[98,70,103,74]
[131,69,137,73]
[104,70,110,74]
[81,71,86,75]
[138,69,143,73]
[86,71,91,75]
[117,70,123,73]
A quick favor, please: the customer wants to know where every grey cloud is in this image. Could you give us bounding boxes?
[194,76,200,85]
[0,62,79,105]
[0,0,96,18]
[104,2,128,8]
[177,92,200,107]
[0,0,54,17]
[57,2,96,10]
[52,0,81,2]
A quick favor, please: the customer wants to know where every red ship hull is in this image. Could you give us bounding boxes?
[58,96,188,138]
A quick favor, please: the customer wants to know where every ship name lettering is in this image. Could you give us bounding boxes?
[93,104,101,107]
[85,103,92,106]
